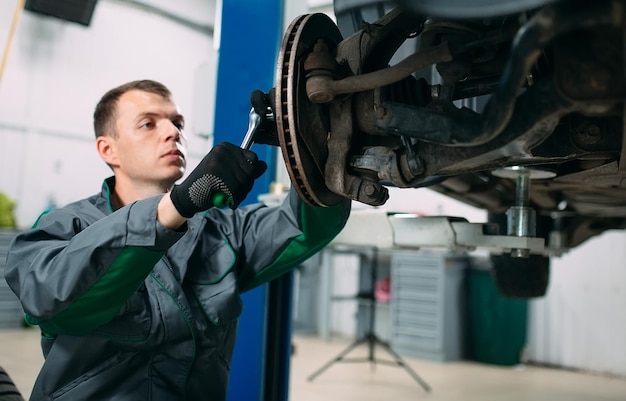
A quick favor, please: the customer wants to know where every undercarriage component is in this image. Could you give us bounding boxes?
[393,0,558,18]
[492,166,556,257]
[275,12,395,207]
[305,43,452,104]
[274,0,625,208]
[471,0,621,146]
[317,0,622,147]
[270,0,626,296]
[274,13,345,207]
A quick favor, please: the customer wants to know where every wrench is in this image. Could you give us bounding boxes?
[211,108,264,208]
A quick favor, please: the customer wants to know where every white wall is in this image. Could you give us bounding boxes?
[527,230,626,376]
[0,0,216,228]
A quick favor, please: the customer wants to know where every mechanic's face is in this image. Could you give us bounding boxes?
[103,89,187,189]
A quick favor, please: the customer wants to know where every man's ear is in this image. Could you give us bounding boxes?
[96,136,118,167]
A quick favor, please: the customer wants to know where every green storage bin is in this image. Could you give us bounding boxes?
[465,264,528,366]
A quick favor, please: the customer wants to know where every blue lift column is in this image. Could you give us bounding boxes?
[212,1,289,400]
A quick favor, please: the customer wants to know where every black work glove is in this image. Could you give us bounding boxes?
[250,88,279,147]
[170,142,268,216]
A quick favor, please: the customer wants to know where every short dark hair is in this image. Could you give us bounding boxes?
[93,80,172,138]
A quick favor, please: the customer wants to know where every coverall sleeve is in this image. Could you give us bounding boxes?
[4,195,185,335]
[213,188,351,292]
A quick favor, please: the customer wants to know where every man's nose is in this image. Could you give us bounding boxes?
[164,120,181,141]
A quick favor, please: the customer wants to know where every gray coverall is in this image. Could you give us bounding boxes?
[4,177,351,400]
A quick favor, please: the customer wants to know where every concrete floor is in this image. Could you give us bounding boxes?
[1,327,626,400]
[290,335,626,401]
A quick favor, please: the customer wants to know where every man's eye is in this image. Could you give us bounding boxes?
[141,121,154,129]
[173,120,185,130]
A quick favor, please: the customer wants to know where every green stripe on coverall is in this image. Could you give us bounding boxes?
[26,247,164,336]
[241,202,347,292]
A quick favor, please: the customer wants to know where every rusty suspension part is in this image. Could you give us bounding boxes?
[304,42,453,104]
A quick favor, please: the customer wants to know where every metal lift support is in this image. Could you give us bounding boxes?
[213,1,284,400]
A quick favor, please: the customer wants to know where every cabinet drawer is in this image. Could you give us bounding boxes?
[393,308,438,326]
[392,331,441,351]
[393,274,438,293]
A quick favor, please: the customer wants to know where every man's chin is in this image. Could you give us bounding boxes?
[170,170,186,184]
[158,170,183,189]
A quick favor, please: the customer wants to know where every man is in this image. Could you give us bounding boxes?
[5,80,351,400]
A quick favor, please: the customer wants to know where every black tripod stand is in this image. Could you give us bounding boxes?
[307,247,431,393]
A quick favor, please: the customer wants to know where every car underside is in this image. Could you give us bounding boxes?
[270,0,626,297]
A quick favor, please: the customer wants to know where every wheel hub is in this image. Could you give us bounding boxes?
[274,13,344,207]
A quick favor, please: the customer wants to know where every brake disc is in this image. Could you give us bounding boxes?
[275,13,344,207]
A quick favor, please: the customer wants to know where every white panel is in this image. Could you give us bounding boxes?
[0,129,26,200]
[330,253,359,337]
[16,133,111,227]
[527,231,626,376]
[191,58,218,144]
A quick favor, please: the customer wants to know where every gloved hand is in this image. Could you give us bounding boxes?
[250,88,279,147]
[170,142,268,216]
